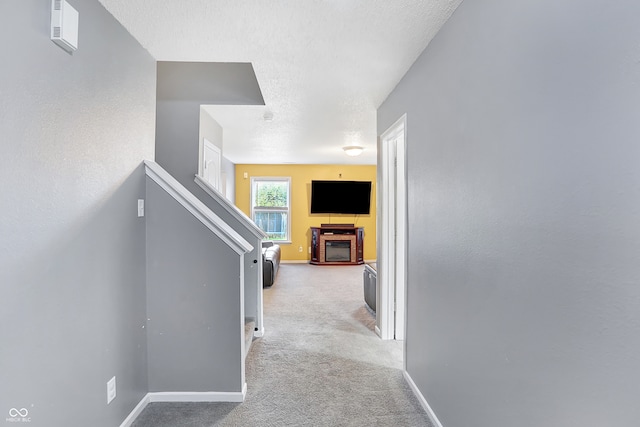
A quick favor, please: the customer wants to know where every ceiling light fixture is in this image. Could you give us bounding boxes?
[343,146,364,156]
[263,111,274,122]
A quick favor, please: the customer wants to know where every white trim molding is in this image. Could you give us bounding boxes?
[144,160,253,255]
[377,114,408,341]
[119,394,150,427]
[195,175,267,240]
[403,371,443,427]
[119,385,248,427]
[148,387,247,403]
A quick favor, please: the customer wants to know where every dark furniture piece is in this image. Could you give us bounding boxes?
[310,224,364,265]
[262,241,281,287]
[363,262,377,313]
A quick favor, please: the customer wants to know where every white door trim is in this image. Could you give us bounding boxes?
[378,131,395,340]
[377,114,407,341]
[395,124,406,341]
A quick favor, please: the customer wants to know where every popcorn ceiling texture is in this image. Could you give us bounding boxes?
[99,0,463,164]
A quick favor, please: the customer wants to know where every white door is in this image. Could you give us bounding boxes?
[203,139,222,192]
[378,115,407,341]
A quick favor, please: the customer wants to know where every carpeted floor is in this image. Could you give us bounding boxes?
[131,264,433,427]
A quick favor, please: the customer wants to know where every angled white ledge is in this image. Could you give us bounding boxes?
[194,175,267,240]
[144,160,253,255]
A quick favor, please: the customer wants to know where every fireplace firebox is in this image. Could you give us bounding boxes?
[325,241,351,262]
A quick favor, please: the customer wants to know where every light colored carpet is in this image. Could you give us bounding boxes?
[132,264,433,427]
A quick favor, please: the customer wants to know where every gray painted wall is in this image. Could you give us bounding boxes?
[221,156,236,204]
[145,179,243,392]
[0,1,155,426]
[200,107,224,152]
[199,108,236,202]
[156,65,265,330]
[156,100,262,327]
[191,183,263,325]
[156,100,202,190]
[155,62,264,192]
[378,0,640,426]
[156,62,264,105]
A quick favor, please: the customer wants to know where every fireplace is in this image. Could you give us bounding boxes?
[310,225,364,265]
[325,241,351,262]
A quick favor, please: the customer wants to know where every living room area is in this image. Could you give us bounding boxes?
[234,164,378,322]
[233,163,377,268]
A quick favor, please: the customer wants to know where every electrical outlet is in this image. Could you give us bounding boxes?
[298,246,303,252]
[107,376,116,404]
[308,246,311,254]
[137,199,144,217]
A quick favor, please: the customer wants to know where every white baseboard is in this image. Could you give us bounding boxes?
[119,394,150,427]
[375,325,381,337]
[149,386,247,403]
[403,371,443,427]
[119,385,247,427]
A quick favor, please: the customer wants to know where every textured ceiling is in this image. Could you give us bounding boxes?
[99,0,462,164]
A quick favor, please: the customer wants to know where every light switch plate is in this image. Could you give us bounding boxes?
[107,376,116,404]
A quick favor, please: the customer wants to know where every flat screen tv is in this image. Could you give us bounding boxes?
[310,180,372,215]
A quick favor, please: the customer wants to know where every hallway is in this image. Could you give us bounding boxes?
[132,264,432,426]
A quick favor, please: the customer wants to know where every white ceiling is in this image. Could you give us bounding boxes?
[99,0,462,165]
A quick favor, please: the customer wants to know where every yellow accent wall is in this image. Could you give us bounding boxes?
[235,164,377,261]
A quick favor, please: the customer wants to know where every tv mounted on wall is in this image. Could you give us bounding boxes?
[310,180,372,215]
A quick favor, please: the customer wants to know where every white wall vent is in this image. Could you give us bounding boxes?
[50,0,79,52]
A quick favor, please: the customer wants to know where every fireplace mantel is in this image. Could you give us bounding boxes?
[310,225,364,265]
